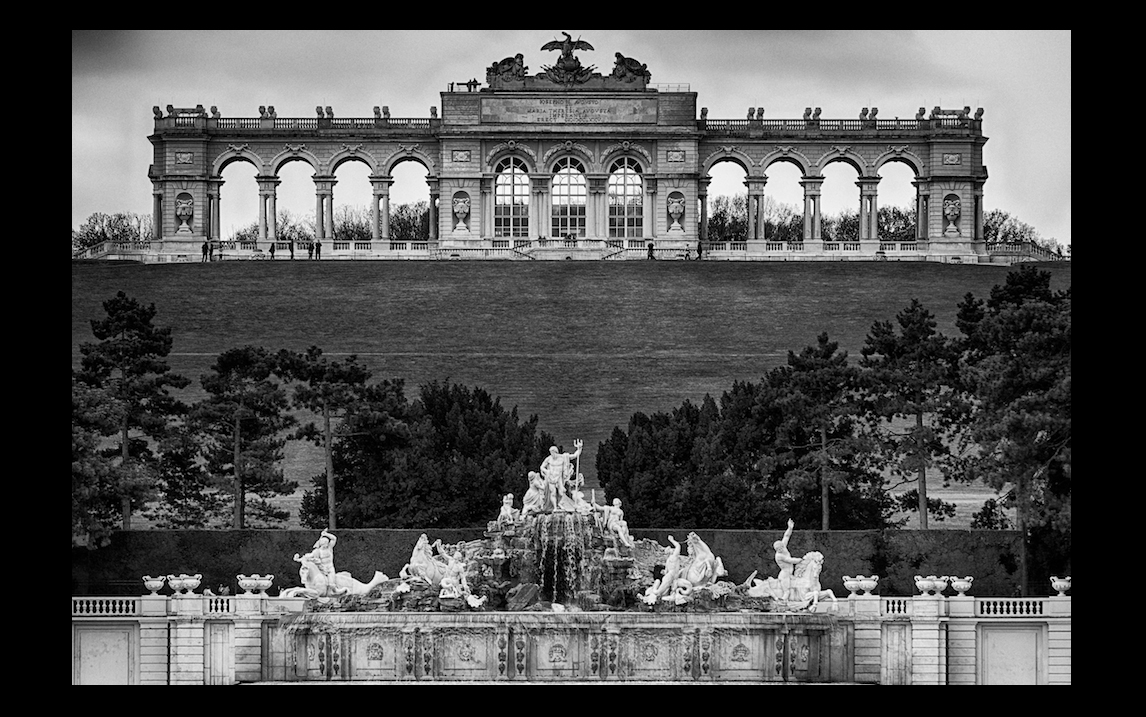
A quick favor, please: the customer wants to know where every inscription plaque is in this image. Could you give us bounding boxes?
[482,97,657,124]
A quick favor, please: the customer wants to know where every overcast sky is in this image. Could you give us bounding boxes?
[73,30,1070,244]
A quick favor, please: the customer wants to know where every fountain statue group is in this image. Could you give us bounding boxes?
[279,437,836,613]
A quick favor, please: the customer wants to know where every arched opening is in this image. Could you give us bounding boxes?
[332,159,372,246]
[760,160,803,243]
[876,160,918,242]
[820,160,861,242]
[494,156,530,241]
[551,157,586,239]
[607,157,644,246]
[274,158,318,255]
[391,160,430,242]
[705,160,747,243]
[219,159,258,246]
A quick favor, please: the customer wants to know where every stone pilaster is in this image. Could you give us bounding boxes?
[909,594,946,685]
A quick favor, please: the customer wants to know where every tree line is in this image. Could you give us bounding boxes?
[72,266,1070,588]
[706,196,1068,256]
[71,203,431,257]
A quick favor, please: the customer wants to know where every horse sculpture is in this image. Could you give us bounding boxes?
[399,533,449,587]
[790,551,837,611]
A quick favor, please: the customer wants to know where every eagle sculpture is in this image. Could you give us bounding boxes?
[542,32,594,60]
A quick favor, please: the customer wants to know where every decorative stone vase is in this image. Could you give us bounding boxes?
[858,575,879,595]
[914,575,934,595]
[930,575,950,596]
[453,198,470,232]
[254,574,275,595]
[1050,576,1071,596]
[667,199,685,231]
[950,576,974,597]
[168,573,201,595]
[237,574,261,595]
[142,575,166,595]
[842,576,861,596]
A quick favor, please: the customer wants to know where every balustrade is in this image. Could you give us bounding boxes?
[843,242,861,251]
[73,597,139,616]
[976,597,1045,617]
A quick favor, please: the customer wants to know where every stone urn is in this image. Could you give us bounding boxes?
[944,572,971,595]
[842,576,861,596]
[237,574,261,595]
[142,575,166,595]
[253,574,275,595]
[858,575,879,595]
[453,197,470,232]
[1050,576,1071,596]
[950,576,974,597]
[667,198,685,231]
[168,573,201,595]
[914,575,934,595]
[930,575,950,596]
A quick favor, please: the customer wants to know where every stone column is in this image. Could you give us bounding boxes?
[314,191,325,240]
[644,177,657,239]
[480,176,494,240]
[426,177,440,243]
[745,177,768,240]
[800,176,824,242]
[698,176,711,242]
[324,194,335,240]
[152,189,163,241]
[912,180,926,241]
[856,176,880,242]
[257,188,267,244]
[528,174,547,240]
[267,190,277,242]
[370,175,393,242]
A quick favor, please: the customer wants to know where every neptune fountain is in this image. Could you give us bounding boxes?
[277,437,837,615]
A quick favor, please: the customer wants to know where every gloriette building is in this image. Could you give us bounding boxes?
[115,34,995,263]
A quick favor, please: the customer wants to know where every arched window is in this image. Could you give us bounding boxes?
[608,157,643,238]
[494,157,530,238]
[551,157,586,238]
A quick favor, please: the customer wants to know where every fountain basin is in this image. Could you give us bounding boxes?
[267,610,853,683]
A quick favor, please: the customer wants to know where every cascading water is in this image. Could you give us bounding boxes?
[532,513,599,604]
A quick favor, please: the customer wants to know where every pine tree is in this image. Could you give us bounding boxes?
[194,346,297,528]
[860,299,959,528]
[75,292,190,529]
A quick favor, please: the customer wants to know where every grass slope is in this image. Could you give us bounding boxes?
[72,260,1071,528]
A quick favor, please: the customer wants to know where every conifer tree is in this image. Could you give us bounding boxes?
[860,299,960,528]
[75,291,189,529]
[194,346,297,528]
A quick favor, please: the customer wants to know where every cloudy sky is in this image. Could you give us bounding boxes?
[73,30,1070,245]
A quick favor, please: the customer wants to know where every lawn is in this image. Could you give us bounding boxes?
[72,259,1071,528]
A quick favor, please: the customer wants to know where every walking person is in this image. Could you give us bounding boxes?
[269,242,276,260]
[696,238,703,260]
[315,240,322,260]
[308,241,314,260]
[201,240,209,262]
[288,238,294,260]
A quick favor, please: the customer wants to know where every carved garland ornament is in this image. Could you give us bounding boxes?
[485,140,538,167]
[542,140,594,167]
[601,141,651,166]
